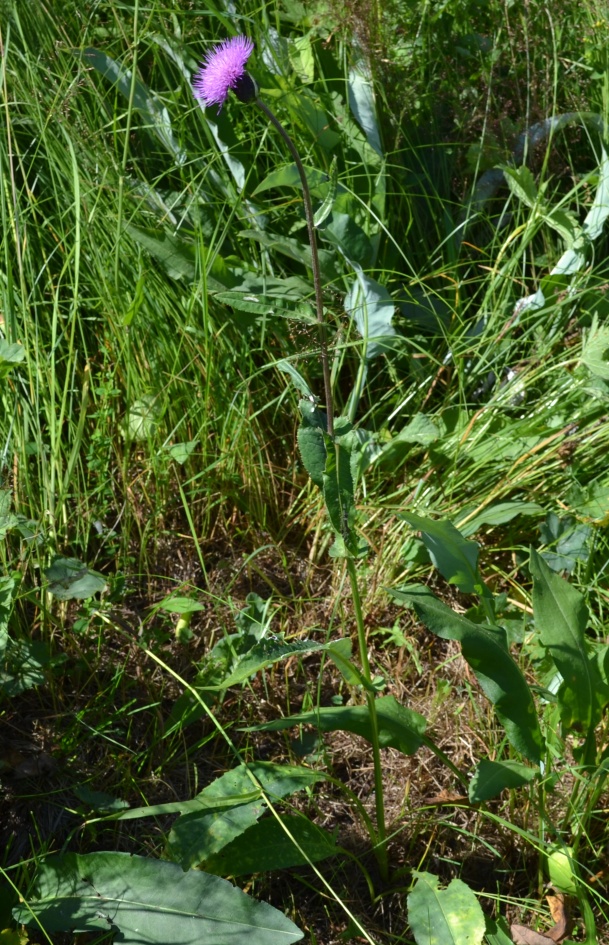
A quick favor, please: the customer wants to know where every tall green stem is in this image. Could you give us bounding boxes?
[346,556,388,881]
[255,97,334,437]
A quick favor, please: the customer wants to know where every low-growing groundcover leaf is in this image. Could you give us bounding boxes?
[389,586,543,763]
[167,761,325,870]
[44,557,106,601]
[14,853,303,943]
[203,814,338,876]
[407,871,486,945]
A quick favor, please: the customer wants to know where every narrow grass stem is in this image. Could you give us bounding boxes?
[346,556,388,882]
[255,96,334,436]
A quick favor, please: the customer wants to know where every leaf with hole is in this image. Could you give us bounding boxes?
[407,871,486,945]
[13,852,303,943]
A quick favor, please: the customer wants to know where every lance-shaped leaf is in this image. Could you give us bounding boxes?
[13,852,303,944]
[247,695,427,755]
[468,759,538,803]
[400,514,484,596]
[344,268,397,360]
[388,585,543,762]
[530,549,609,758]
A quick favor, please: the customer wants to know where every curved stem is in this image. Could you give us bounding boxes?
[346,555,388,882]
[255,97,334,437]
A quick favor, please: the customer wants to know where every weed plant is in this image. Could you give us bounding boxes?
[1,0,609,943]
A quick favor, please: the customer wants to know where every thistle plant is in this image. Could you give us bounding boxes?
[193,36,388,877]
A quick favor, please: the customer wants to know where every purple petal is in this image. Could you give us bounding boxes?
[192,35,254,110]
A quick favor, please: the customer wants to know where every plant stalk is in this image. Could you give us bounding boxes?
[255,97,334,436]
[346,555,388,881]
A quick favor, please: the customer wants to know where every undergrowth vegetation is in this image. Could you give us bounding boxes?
[1,0,609,942]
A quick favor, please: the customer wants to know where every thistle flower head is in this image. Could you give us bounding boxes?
[192,35,255,112]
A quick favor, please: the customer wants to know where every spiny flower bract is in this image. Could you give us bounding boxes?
[192,35,254,111]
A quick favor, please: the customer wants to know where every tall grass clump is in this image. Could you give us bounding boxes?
[2,1,609,943]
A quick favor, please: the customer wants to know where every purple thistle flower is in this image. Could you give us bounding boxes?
[192,36,255,112]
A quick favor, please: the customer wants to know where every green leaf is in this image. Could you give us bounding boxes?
[44,557,106,601]
[297,425,327,489]
[374,415,440,470]
[203,814,337,876]
[323,440,355,545]
[482,915,513,945]
[167,762,324,870]
[76,48,186,164]
[321,212,374,267]
[530,549,609,750]
[239,230,340,283]
[0,340,26,379]
[407,871,485,945]
[14,852,303,943]
[468,759,537,803]
[581,314,609,380]
[546,845,579,895]
[126,225,196,281]
[165,440,198,464]
[0,576,14,662]
[288,34,315,83]
[388,586,543,762]
[157,596,205,615]
[252,163,329,196]
[126,394,160,441]
[277,360,316,400]
[400,514,482,595]
[214,291,314,322]
[457,501,544,537]
[0,638,50,697]
[348,59,383,157]
[344,269,396,360]
[206,635,327,690]
[313,157,338,227]
[247,695,427,755]
[502,165,538,209]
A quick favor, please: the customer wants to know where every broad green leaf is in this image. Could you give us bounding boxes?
[126,225,196,281]
[321,212,374,267]
[213,291,314,322]
[502,165,538,208]
[374,415,440,470]
[0,340,26,379]
[530,550,609,749]
[76,48,186,164]
[407,871,485,945]
[297,425,327,489]
[546,845,579,895]
[14,852,303,943]
[457,501,544,537]
[388,586,543,762]
[157,596,205,615]
[73,786,130,813]
[165,440,198,464]
[344,268,396,360]
[348,60,383,157]
[400,514,482,595]
[468,759,537,803]
[203,814,337,876]
[112,790,261,822]
[167,762,324,870]
[0,639,50,697]
[206,635,328,690]
[247,695,427,755]
[44,557,106,601]
[253,163,329,196]
[239,230,341,283]
[581,314,609,380]
[288,34,315,83]
[323,440,355,545]
[126,394,159,440]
